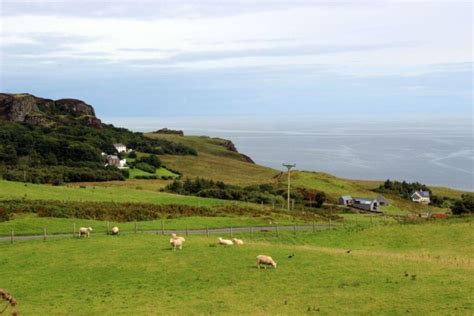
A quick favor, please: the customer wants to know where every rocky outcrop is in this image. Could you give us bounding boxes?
[0,93,101,128]
[221,139,255,164]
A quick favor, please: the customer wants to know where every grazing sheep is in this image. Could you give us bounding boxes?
[218,237,233,246]
[170,237,183,251]
[78,227,93,238]
[171,233,185,242]
[111,226,119,235]
[232,238,244,245]
[257,255,277,269]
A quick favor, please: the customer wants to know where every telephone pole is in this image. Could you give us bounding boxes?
[282,163,296,211]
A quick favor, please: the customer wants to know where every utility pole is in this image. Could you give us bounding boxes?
[282,163,296,212]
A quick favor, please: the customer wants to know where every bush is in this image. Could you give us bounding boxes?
[135,175,158,180]
[451,194,474,215]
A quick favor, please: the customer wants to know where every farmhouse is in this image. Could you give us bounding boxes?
[411,191,430,204]
[338,195,353,206]
[105,155,127,169]
[114,143,127,153]
[375,195,389,206]
[353,198,379,212]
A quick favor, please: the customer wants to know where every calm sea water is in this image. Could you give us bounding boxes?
[110,116,474,191]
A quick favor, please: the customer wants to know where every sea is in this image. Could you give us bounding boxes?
[109,116,474,191]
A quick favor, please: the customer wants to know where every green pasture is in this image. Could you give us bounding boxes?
[1,218,472,315]
[0,180,240,207]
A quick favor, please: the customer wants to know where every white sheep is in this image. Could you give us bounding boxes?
[111,226,119,235]
[218,237,233,246]
[256,255,277,269]
[171,233,185,242]
[232,238,244,245]
[78,227,93,238]
[170,237,183,251]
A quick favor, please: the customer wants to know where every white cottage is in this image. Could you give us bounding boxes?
[113,143,127,153]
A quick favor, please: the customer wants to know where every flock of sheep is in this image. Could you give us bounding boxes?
[77,226,277,269]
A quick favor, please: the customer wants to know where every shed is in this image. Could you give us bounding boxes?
[338,195,353,206]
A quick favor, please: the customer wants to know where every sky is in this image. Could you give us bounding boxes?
[0,0,472,122]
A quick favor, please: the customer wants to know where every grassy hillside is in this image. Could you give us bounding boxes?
[1,218,472,314]
[0,180,237,207]
[145,133,279,185]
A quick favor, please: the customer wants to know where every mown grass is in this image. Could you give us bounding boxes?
[128,167,178,179]
[1,218,472,315]
[0,180,241,207]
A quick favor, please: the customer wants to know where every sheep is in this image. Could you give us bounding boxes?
[171,233,185,242]
[78,227,93,238]
[111,226,119,235]
[170,237,183,251]
[232,238,244,245]
[218,237,233,246]
[256,255,277,269]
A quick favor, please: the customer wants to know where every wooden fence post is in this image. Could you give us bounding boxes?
[134,222,137,234]
[206,226,209,237]
[11,229,14,244]
[43,227,47,241]
[293,223,296,236]
[161,220,164,235]
[250,226,253,237]
[276,224,279,237]
[106,222,110,234]
[73,223,76,238]
[230,227,233,238]
[312,220,315,233]
[186,224,189,237]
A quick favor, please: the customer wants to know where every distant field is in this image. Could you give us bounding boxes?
[1,218,472,314]
[128,167,178,179]
[0,180,239,207]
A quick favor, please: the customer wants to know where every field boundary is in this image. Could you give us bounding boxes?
[0,224,332,242]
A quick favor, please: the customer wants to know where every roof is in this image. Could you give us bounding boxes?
[412,191,430,198]
[113,143,126,147]
[340,195,353,201]
[354,198,375,205]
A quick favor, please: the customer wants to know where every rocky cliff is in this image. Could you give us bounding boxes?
[0,93,102,128]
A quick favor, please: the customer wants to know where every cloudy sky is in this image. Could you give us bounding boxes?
[0,0,472,122]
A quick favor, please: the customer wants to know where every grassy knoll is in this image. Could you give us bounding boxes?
[0,180,239,207]
[0,213,308,237]
[1,218,472,315]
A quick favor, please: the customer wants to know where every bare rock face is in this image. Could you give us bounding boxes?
[0,93,102,128]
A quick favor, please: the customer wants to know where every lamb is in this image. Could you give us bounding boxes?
[170,237,183,251]
[232,238,244,245]
[78,227,93,238]
[218,237,233,246]
[111,226,119,235]
[256,255,277,269]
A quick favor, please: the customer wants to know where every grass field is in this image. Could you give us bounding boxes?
[128,167,178,179]
[0,213,309,237]
[1,218,472,315]
[145,133,280,185]
[0,180,241,207]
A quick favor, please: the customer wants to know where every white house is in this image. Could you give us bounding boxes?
[113,143,127,153]
[411,191,430,204]
[105,155,128,169]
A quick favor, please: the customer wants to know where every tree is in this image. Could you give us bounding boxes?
[451,194,474,215]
